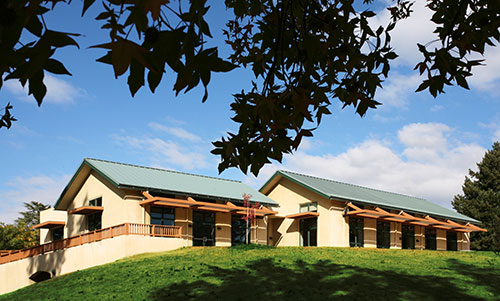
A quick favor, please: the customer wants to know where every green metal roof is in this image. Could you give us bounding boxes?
[262,170,479,223]
[55,158,278,207]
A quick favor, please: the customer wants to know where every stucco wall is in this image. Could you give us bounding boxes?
[265,178,349,247]
[0,235,187,295]
[436,229,447,250]
[39,209,67,244]
[364,218,377,248]
[391,222,402,249]
[415,226,425,250]
[65,171,143,238]
[216,212,231,247]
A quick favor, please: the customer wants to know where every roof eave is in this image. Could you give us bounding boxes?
[336,197,480,224]
[53,158,121,209]
[119,184,279,206]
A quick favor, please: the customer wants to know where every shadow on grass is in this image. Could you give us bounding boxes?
[447,258,500,297]
[150,257,484,300]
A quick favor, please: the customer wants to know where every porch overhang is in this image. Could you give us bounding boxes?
[285,212,320,219]
[68,206,104,215]
[140,191,277,216]
[344,202,487,232]
[32,221,65,229]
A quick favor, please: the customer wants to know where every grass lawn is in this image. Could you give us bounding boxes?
[1,245,499,300]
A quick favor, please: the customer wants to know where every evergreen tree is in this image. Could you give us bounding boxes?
[452,142,500,251]
[0,201,50,250]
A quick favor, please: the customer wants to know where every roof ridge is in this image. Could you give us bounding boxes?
[279,170,427,201]
[84,158,242,183]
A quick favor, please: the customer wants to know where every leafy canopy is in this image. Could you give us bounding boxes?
[452,142,500,251]
[0,201,50,250]
[1,0,499,175]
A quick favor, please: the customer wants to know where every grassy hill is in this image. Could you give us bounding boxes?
[1,246,499,300]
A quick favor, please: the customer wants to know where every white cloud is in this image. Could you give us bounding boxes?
[114,135,209,171]
[372,0,437,67]
[467,46,500,95]
[246,122,485,210]
[372,1,500,95]
[0,174,70,224]
[398,122,450,161]
[148,122,202,142]
[376,73,421,109]
[4,74,84,104]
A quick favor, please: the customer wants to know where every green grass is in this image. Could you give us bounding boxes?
[2,246,499,300]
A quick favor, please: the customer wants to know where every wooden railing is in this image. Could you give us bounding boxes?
[0,223,182,265]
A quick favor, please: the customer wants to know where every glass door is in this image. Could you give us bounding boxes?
[446,231,458,251]
[377,221,391,248]
[402,224,415,249]
[231,215,250,246]
[425,228,437,250]
[193,211,215,246]
[300,217,317,246]
[349,217,364,247]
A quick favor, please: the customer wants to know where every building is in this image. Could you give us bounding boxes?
[261,170,486,250]
[0,160,486,294]
[0,158,277,294]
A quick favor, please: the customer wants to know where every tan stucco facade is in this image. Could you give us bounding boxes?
[38,170,267,248]
[266,178,349,247]
[263,176,471,252]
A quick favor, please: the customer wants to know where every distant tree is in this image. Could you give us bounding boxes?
[0,201,50,250]
[452,142,500,251]
[15,201,50,228]
[1,0,500,175]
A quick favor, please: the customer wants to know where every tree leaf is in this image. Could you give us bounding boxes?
[44,59,72,75]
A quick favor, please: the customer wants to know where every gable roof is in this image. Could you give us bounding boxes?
[261,170,479,223]
[54,158,278,208]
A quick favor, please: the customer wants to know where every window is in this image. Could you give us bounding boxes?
[349,217,364,247]
[231,215,250,246]
[150,206,175,226]
[89,197,102,207]
[299,202,318,213]
[446,231,458,251]
[425,228,437,250]
[52,227,64,241]
[377,221,391,249]
[402,224,415,249]
[88,213,102,231]
[300,218,317,247]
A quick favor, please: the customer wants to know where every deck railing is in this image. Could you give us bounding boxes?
[0,223,182,265]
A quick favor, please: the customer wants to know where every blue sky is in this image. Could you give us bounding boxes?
[1,1,499,223]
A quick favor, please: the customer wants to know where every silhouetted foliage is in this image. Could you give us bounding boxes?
[1,0,500,175]
[453,142,500,251]
[0,201,50,250]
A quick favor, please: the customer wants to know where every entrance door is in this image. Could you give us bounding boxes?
[193,211,215,246]
[349,217,364,247]
[377,221,391,248]
[425,228,437,250]
[446,231,458,251]
[300,218,317,246]
[402,224,415,249]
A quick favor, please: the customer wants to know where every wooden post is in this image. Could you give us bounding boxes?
[178,226,183,238]
[152,225,156,237]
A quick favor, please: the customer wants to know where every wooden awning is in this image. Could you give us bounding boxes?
[140,191,277,216]
[286,212,320,219]
[345,202,487,232]
[68,206,104,215]
[32,221,65,229]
